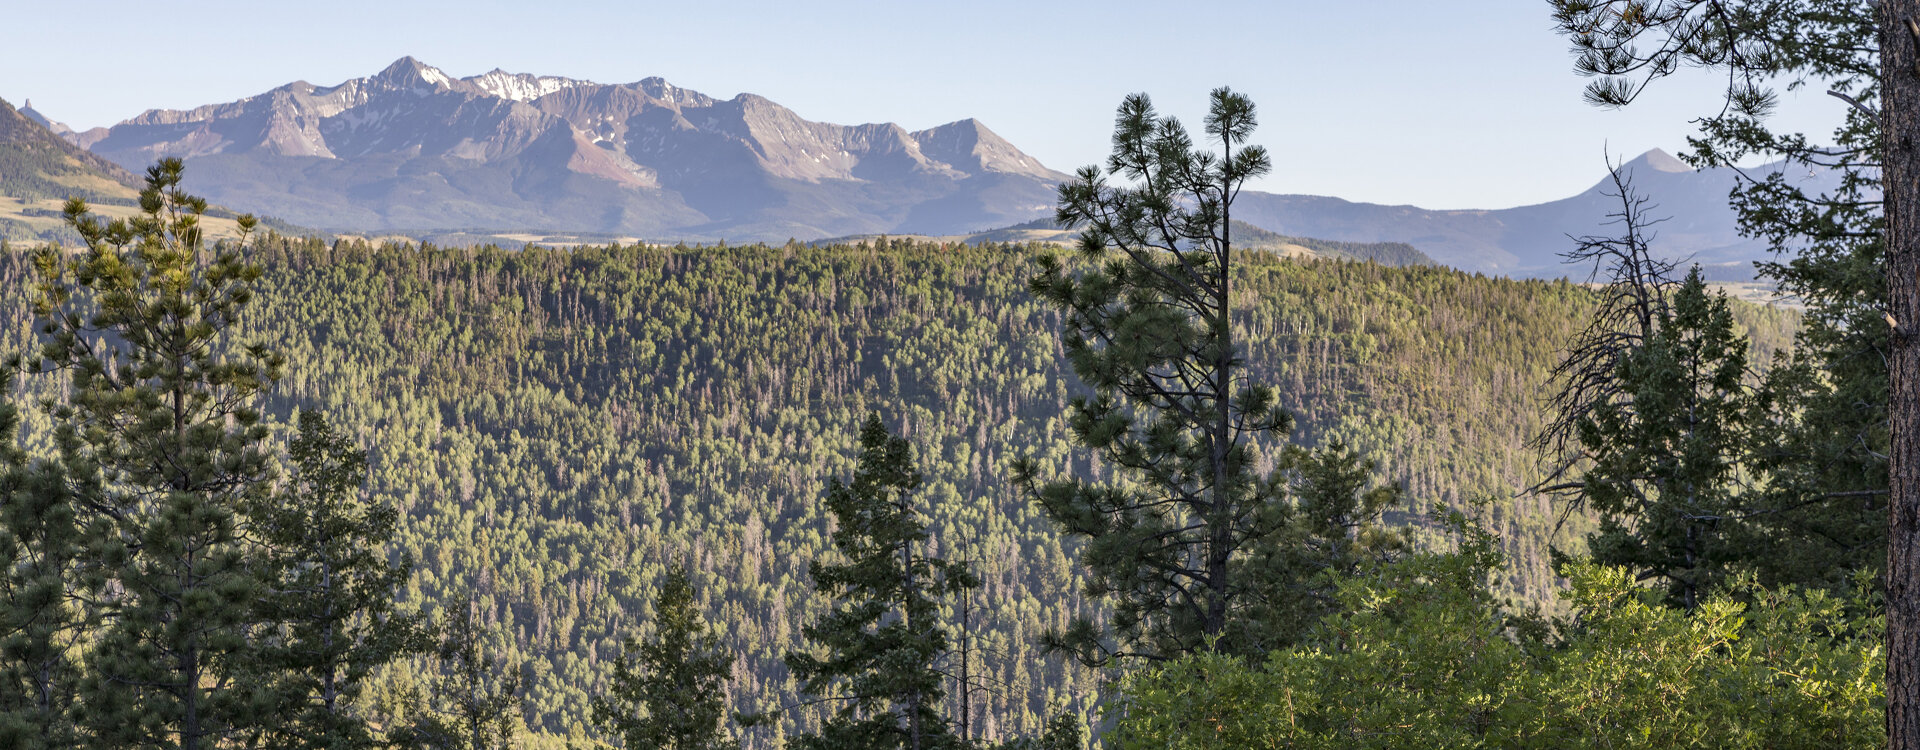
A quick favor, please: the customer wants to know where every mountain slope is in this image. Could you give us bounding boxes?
[0,97,316,244]
[0,96,144,243]
[0,238,1798,744]
[77,57,1069,239]
[0,96,140,202]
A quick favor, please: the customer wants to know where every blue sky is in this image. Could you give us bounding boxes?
[1,0,1845,209]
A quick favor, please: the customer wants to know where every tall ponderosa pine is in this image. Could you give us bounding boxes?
[248,409,429,749]
[591,567,737,750]
[1015,89,1401,664]
[22,158,283,749]
[787,414,977,750]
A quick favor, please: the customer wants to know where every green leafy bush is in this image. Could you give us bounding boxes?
[1110,514,1882,749]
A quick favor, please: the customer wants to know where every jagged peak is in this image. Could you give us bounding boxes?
[913,118,988,142]
[371,56,454,89]
[911,117,1059,180]
[13,97,69,134]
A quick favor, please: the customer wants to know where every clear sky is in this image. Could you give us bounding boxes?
[0,0,1846,210]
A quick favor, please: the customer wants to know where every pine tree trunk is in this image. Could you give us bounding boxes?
[958,582,971,744]
[1886,1,1920,747]
[182,643,200,750]
[903,533,922,750]
[176,376,202,750]
[1206,133,1236,645]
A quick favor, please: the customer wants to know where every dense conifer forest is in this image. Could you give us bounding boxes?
[0,233,1797,745]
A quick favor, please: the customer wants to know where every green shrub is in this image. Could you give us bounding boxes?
[1109,514,1883,749]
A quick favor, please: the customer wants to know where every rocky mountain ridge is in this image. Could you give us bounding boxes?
[65,57,1067,240]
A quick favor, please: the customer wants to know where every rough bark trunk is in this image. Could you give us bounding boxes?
[958,575,971,744]
[182,643,200,750]
[1886,1,1920,747]
[903,532,922,750]
[1205,132,1236,645]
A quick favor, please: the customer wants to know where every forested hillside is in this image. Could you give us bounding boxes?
[0,238,1797,746]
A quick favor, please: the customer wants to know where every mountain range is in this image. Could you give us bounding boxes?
[13,58,1844,276]
[44,57,1063,242]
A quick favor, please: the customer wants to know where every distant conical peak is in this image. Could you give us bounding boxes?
[1635,148,1693,174]
[376,56,419,75]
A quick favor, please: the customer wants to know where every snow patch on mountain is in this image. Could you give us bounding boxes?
[465,69,588,102]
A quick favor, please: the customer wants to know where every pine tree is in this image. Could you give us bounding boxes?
[0,368,84,749]
[247,409,430,750]
[786,414,977,750]
[590,567,737,750]
[1013,89,1401,664]
[1553,0,1889,595]
[22,158,283,749]
[986,712,1083,750]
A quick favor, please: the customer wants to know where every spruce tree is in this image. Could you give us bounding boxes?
[1544,4,1919,739]
[22,158,282,749]
[1549,0,1887,598]
[247,409,429,749]
[590,567,737,750]
[1014,89,1401,664]
[786,414,976,750]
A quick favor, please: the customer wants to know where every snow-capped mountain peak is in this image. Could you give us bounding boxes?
[369,56,455,93]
